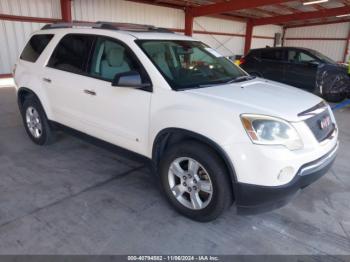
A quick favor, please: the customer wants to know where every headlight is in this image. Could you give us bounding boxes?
[240,114,303,150]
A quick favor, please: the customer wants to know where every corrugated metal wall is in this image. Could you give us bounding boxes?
[284,22,350,62]
[193,16,246,56]
[72,1,281,57]
[0,0,284,74]
[0,0,61,18]
[72,0,184,29]
[0,21,45,73]
[0,0,60,73]
[251,25,282,49]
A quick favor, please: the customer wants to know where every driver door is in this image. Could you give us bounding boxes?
[285,50,318,92]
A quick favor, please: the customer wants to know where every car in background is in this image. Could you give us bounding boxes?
[240,47,350,102]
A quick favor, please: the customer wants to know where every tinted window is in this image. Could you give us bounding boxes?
[48,34,95,74]
[20,34,54,62]
[247,50,259,59]
[309,50,334,64]
[288,50,316,64]
[261,49,285,61]
[137,40,246,90]
[89,37,145,82]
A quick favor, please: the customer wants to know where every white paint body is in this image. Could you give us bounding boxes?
[14,27,338,188]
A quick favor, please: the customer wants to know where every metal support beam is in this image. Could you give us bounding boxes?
[185,9,193,36]
[254,6,350,26]
[0,14,61,23]
[60,0,72,22]
[282,27,286,47]
[285,18,350,28]
[244,20,253,55]
[190,0,286,17]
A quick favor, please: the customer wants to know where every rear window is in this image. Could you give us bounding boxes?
[20,34,54,62]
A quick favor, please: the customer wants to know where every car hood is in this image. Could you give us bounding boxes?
[185,78,323,122]
[320,62,348,73]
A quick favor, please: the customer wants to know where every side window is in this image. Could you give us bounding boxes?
[288,50,298,63]
[247,51,259,61]
[89,37,144,82]
[261,50,285,61]
[299,52,315,63]
[288,50,315,64]
[48,34,95,74]
[20,34,54,62]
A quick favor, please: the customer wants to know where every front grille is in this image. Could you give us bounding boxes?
[304,109,335,142]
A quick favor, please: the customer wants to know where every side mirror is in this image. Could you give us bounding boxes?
[112,71,151,89]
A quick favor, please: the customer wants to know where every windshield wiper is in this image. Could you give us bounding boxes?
[189,75,256,89]
[226,75,256,83]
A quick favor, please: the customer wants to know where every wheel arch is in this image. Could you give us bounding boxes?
[152,128,238,198]
[17,87,48,118]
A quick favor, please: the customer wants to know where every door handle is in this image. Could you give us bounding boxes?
[84,89,96,96]
[43,77,52,83]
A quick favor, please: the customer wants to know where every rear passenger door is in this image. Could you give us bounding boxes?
[80,36,152,155]
[44,34,95,132]
[260,49,287,83]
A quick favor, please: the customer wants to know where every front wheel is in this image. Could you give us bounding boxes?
[159,141,233,222]
[320,72,347,103]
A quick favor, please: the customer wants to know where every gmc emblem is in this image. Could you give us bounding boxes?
[319,116,331,130]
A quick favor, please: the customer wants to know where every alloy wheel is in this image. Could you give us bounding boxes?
[168,157,213,210]
[25,106,43,138]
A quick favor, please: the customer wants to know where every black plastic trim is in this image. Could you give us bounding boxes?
[235,144,338,215]
[17,87,42,112]
[152,128,238,186]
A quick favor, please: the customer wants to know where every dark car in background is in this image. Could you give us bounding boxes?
[240,47,350,102]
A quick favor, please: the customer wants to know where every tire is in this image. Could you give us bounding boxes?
[322,91,346,103]
[320,72,347,103]
[21,95,55,145]
[159,141,233,222]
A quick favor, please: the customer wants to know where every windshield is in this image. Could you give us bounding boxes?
[309,50,335,64]
[136,40,247,90]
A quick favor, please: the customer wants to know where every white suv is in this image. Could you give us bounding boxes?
[14,22,339,221]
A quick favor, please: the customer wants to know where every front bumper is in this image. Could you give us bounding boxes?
[235,142,338,215]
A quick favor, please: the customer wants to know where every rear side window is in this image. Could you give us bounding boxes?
[261,50,285,61]
[48,34,95,74]
[20,34,54,62]
[246,51,259,60]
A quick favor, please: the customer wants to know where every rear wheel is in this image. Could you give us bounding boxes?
[21,96,55,145]
[159,141,232,222]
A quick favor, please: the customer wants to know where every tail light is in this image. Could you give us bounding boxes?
[239,57,246,65]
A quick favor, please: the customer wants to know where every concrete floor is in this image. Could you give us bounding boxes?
[0,86,350,255]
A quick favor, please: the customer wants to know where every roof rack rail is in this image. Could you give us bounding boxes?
[41,21,174,33]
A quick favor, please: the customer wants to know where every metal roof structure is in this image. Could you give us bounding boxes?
[127,0,350,28]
